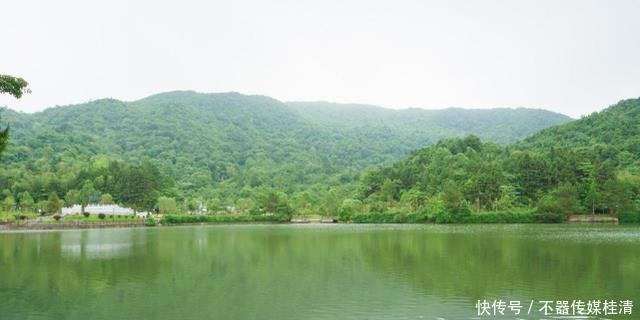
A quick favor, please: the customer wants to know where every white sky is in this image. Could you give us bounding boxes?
[1,0,639,118]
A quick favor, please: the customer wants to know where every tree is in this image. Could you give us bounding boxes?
[18,192,34,213]
[206,198,222,214]
[537,183,579,216]
[0,75,29,158]
[321,189,339,217]
[439,180,471,221]
[601,178,633,215]
[116,160,163,211]
[45,192,62,215]
[583,180,600,215]
[259,189,290,215]
[3,195,15,212]
[235,198,254,214]
[157,196,178,215]
[466,161,503,209]
[578,161,601,214]
[379,178,399,205]
[517,153,550,201]
[606,171,640,215]
[78,180,97,213]
[441,180,463,213]
[0,75,30,99]
[400,188,427,211]
[293,191,314,216]
[339,199,362,221]
[462,134,482,152]
[64,189,80,206]
[100,193,113,205]
[184,197,199,213]
[496,185,518,210]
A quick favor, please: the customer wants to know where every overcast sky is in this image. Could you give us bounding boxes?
[1,0,639,117]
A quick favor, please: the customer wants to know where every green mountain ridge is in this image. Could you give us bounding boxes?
[0,91,571,212]
[287,101,572,144]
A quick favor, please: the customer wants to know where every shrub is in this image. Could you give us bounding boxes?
[406,211,431,223]
[83,212,90,217]
[391,213,406,223]
[352,212,397,223]
[338,210,352,222]
[433,210,456,224]
[145,216,157,227]
[339,199,362,222]
[618,211,640,224]
[350,212,429,224]
[342,208,553,224]
[98,213,106,220]
[534,211,566,223]
[462,210,536,223]
[537,184,580,216]
[53,214,61,221]
[393,212,429,223]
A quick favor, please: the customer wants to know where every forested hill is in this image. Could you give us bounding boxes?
[0,91,570,211]
[287,101,571,144]
[519,98,640,154]
[358,98,640,222]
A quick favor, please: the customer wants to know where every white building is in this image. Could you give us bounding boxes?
[61,204,136,216]
[136,211,151,218]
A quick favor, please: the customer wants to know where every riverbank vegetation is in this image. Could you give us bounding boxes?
[54,214,142,223]
[349,209,556,224]
[161,214,291,224]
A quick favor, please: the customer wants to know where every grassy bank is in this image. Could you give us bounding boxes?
[1,221,147,230]
[1,211,38,223]
[160,214,291,224]
[350,209,565,224]
[56,214,142,223]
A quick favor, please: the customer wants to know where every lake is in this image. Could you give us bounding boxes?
[1,224,638,319]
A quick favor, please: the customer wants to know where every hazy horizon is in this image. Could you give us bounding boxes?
[2,0,639,118]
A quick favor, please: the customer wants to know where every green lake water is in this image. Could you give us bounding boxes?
[1,224,639,319]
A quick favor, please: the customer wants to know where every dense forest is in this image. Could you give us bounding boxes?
[358,98,640,223]
[288,101,570,144]
[0,91,571,218]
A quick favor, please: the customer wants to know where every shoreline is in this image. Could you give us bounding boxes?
[0,219,626,232]
[0,221,147,231]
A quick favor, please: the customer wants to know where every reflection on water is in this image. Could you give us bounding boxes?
[61,230,135,259]
[0,224,639,320]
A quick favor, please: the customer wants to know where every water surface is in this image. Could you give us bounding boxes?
[1,224,638,319]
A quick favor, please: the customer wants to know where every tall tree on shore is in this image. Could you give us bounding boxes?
[78,180,97,213]
[19,191,35,213]
[157,196,178,215]
[0,75,30,158]
[45,192,62,215]
[0,75,30,99]
[116,160,163,211]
